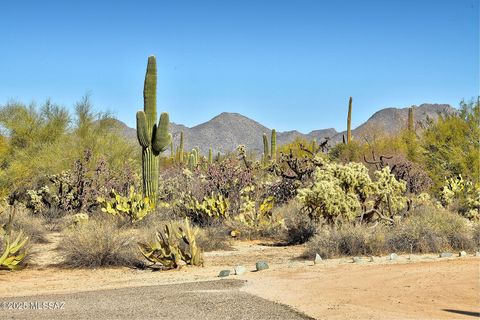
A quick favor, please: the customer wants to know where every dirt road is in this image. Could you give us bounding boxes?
[0,241,478,319]
[0,280,311,320]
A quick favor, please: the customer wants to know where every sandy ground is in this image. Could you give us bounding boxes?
[0,237,479,319]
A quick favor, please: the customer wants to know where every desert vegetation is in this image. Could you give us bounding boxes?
[0,56,478,272]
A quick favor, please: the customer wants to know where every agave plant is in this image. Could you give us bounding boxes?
[0,208,29,270]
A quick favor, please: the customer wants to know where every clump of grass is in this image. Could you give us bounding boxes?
[59,217,142,268]
[196,223,232,252]
[0,206,48,243]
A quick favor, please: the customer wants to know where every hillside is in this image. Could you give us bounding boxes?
[120,103,455,154]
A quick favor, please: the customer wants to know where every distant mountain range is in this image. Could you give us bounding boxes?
[118,103,454,154]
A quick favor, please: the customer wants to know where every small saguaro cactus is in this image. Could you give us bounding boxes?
[170,141,174,159]
[271,129,276,162]
[408,107,414,132]
[136,56,172,203]
[208,147,213,164]
[263,133,269,162]
[188,153,196,170]
[347,96,353,144]
[179,131,184,164]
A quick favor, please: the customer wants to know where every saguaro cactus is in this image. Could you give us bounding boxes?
[136,56,172,202]
[271,129,276,162]
[208,147,213,164]
[347,96,352,144]
[179,131,184,164]
[263,133,269,161]
[408,107,414,132]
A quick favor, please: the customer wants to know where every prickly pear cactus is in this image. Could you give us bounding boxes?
[138,218,203,269]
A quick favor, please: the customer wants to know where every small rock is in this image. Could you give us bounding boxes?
[234,266,246,275]
[439,252,453,258]
[218,270,230,277]
[369,256,375,262]
[314,253,323,264]
[459,251,467,257]
[256,261,269,271]
[352,257,362,263]
[389,253,398,261]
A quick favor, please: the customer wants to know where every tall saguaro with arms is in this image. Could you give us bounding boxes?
[136,56,172,203]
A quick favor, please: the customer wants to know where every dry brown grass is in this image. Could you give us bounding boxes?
[59,216,143,268]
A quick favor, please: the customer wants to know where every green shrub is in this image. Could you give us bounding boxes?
[59,217,142,268]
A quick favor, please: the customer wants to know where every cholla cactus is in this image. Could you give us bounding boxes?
[297,159,407,224]
[372,167,407,218]
[440,175,479,220]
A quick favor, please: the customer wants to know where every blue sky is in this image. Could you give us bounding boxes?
[0,0,478,132]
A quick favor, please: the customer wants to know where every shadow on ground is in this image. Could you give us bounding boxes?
[442,309,480,318]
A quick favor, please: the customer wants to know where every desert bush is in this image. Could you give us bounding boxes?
[0,97,139,199]
[472,223,480,249]
[387,205,474,253]
[422,98,479,189]
[0,205,47,243]
[59,217,142,268]
[280,199,317,244]
[203,158,255,211]
[304,224,387,259]
[266,178,300,205]
[196,222,232,252]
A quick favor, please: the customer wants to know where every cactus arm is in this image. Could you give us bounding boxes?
[136,111,150,148]
[152,112,172,154]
